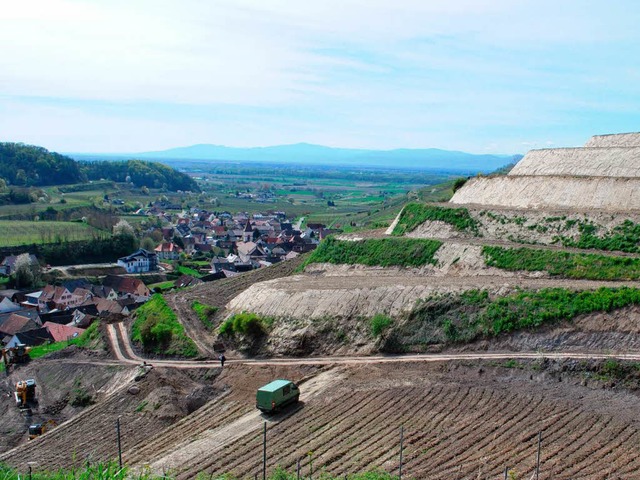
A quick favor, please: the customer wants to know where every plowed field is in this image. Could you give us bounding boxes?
[153,362,640,480]
[6,358,639,479]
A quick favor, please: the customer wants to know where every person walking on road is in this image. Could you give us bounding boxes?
[219,354,226,368]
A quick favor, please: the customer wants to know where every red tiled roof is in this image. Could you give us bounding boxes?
[0,314,31,335]
[43,322,86,342]
[102,275,149,295]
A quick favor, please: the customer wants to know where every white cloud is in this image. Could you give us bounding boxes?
[0,0,638,152]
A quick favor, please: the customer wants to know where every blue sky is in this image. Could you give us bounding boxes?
[0,0,639,154]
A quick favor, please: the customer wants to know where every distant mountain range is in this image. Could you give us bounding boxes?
[132,143,521,172]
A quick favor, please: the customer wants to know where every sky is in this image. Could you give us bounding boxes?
[0,0,639,154]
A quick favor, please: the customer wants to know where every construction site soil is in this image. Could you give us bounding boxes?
[4,352,640,480]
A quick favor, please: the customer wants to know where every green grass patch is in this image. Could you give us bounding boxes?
[28,321,102,360]
[148,280,175,292]
[392,202,480,236]
[191,301,218,329]
[176,265,203,278]
[299,237,442,270]
[131,294,198,357]
[370,314,393,337]
[483,245,640,281]
[558,219,640,253]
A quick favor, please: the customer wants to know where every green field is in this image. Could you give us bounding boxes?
[0,220,106,246]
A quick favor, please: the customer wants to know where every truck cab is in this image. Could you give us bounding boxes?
[256,379,300,413]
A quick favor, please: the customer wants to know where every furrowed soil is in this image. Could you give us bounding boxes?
[5,355,640,480]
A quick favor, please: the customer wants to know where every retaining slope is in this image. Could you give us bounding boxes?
[450,176,640,211]
[585,132,640,148]
[509,147,640,178]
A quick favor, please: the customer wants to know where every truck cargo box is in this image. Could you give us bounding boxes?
[256,379,299,413]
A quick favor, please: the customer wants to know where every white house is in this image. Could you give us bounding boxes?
[117,249,158,274]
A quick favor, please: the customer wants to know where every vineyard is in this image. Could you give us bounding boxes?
[5,359,640,480]
[0,220,105,246]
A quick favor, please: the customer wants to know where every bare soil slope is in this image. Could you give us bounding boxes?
[9,358,637,480]
[0,359,221,467]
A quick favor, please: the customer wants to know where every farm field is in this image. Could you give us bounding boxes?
[0,220,106,246]
[188,162,461,230]
[4,357,640,480]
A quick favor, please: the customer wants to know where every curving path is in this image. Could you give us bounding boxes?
[106,323,640,369]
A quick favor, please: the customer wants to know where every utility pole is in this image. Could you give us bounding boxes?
[116,417,122,469]
[262,421,267,480]
[536,431,542,480]
[399,425,404,480]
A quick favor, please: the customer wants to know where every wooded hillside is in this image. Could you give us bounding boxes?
[0,143,199,192]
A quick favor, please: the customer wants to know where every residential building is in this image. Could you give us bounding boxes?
[117,249,158,273]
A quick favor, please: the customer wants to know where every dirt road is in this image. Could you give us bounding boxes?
[106,322,640,369]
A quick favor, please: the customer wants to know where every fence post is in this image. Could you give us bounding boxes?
[399,425,404,480]
[116,417,122,469]
[263,421,267,480]
[296,458,301,480]
[536,431,542,480]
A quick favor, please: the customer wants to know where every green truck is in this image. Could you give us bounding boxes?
[256,379,300,413]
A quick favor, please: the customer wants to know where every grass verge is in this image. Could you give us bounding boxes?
[131,294,198,357]
[383,287,640,352]
[299,237,442,271]
[191,300,218,329]
[483,245,640,281]
[391,202,480,236]
[0,463,398,480]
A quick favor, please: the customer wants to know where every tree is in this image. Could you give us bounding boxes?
[113,219,135,237]
[140,236,157,251]
[13,253,41,288]
[113,219,138,252]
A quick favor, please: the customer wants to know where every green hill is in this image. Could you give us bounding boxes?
[0,142,199,192]
[0,143,86,186]
[82,159,200,192]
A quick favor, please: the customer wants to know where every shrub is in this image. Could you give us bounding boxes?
[219,312,267,339]
[371,314,393,337]
[452,177,467,192]
[70,380,94,407]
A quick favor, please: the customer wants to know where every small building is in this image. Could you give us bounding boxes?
[102,275,151,298]
[5,327,54,348]
[43,322,85,342]
[154,242,182,260]
[117,249,158,273]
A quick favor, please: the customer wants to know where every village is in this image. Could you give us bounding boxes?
[0,208,330,352]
